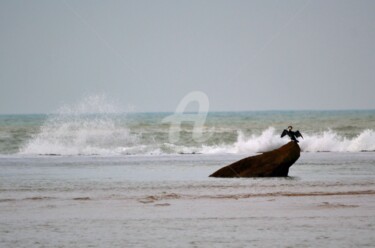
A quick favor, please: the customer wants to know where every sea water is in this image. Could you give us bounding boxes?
[0,98,374,247]
[1,110,375,156]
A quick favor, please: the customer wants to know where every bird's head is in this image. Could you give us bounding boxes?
[288,126,293,131]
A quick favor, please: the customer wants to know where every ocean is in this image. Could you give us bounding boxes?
[1,109,375,155]
[1,103,375,247]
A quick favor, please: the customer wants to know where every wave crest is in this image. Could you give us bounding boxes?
[18,96,375,155]
[20,125,375,155]
[301,129,375,152]
[19,95,139,156]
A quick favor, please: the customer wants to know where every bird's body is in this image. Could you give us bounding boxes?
[281,128,303,143]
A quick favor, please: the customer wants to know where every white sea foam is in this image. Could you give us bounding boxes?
[300,129,375,152]
[201,127,375,154]
[199,127,375,154]
[19,95,139,156]
[20,123,375,155]
[19,96,375,155]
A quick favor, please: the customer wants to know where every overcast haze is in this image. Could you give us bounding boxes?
[1,0,375,114]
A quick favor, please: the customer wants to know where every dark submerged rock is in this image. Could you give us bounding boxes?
[209,141,300,177]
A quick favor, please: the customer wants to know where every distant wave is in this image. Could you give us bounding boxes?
[18,95,375,156]
[183,127,375,154]
[299,128,375,152]
[20,125,375,156]
[203,127,375,153]
[19,95,139,156]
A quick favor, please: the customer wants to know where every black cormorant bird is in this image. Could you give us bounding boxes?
[281,126,303,143]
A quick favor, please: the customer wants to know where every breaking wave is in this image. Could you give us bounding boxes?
[18,95,375,155]
[20,125,375,156]
[19,95,139,156]
[196,128,375,154]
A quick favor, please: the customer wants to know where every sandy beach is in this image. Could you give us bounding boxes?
[1,153,374,247]
[1,190,374,247]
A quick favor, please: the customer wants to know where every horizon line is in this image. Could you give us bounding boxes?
[1,108,375,115]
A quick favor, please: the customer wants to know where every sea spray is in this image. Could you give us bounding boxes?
[15,104,375,155]
[20,95,139,155]
[300,129,375,152]
[214,127,375,153]
[159,127,375,154]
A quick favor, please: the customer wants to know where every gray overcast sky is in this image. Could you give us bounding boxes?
[1,0,374,114]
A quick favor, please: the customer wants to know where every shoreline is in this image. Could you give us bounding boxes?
[1,193,374,247]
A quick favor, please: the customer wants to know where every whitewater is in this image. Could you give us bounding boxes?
[13,115,375,155]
